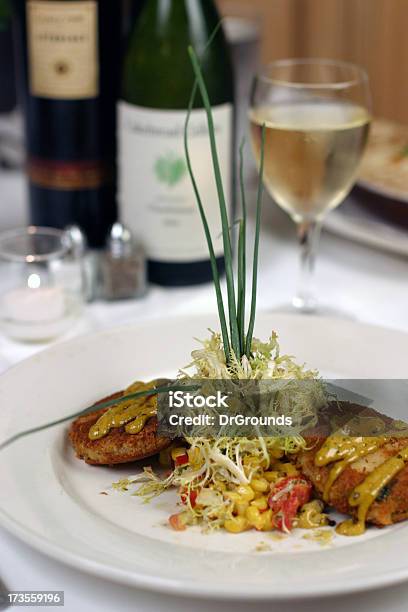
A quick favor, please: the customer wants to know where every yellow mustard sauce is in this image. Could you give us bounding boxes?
[88,381,157,440]
[316,436,387,502]
[336,445,408,536]
[315,435,408,536]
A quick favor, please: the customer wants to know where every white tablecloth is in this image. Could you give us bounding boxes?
[1,171,408,611]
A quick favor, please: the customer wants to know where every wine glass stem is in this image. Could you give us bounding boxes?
[293,220,322,313]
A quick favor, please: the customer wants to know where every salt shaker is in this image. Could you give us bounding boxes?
[101,222,147,300]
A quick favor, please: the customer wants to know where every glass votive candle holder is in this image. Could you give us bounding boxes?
[0,226,84,342]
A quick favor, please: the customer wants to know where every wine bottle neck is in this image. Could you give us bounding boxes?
[138,0,218,50]
[123,0,232,108]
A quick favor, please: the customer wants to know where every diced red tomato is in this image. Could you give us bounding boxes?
[175,453,189,466]
[268,476,312,532]
[180,487,198,508]
[169,512,188,531]
[171,448,189,467]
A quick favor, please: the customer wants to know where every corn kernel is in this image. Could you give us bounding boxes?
[187,447,202,466]
[246,506,262,529]
[236,501,249,516]
[272,461,299,476]
[250,477,269,493]
[224,491,240,503]
[236,485,255,502]
[264,470,280,483]
[258,509,273,531]
[251,496,268,511]
[243,456,259,467]
[282,463,299,476]
[297,500,328,529]
[224,516,248,533]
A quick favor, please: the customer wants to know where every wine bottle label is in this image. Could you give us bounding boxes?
[118,102,233,262]
[28,158,112,190]
[26,0,98,99]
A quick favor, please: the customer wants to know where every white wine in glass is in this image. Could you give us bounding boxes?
[250,60,371,313]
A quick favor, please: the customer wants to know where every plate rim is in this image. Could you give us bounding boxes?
[1,310,407,380]
[3,506,408,602]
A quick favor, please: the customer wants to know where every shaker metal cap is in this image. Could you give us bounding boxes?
[64,224,87,256]
[107,222,134,258]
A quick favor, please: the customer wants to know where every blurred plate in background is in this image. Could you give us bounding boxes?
[358,117,408,204]
[326,117,408,255]
[324,192,408,258]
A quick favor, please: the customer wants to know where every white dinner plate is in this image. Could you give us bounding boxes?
[1,313,408,601]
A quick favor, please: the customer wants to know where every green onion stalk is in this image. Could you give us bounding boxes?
[185,42,266,365]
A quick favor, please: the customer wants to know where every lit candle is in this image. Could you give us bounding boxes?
[2,275,66,323]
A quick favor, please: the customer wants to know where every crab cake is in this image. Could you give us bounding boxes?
[295,436,408,528]
[294,401,408,529]
[69,393,171,465]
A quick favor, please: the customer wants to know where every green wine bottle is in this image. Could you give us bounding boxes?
[119,0,234,286]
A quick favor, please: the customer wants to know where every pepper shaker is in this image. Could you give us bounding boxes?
[101,222,147,300]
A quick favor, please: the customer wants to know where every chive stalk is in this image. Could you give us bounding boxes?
[245,124,266,356]
[186,34,266,363]
[183,26,230,360]
[188,46,240,360]
[237,140,247,354]
[0,383,199,452]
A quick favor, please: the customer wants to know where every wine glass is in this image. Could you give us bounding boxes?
[249,59,371,313]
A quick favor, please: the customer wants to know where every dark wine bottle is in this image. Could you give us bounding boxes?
[0,0,17,113]
[119,0,234,286]
[13,0,120,248]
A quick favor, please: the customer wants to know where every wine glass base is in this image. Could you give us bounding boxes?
[292,295,318,313]
[272,301,356,320]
